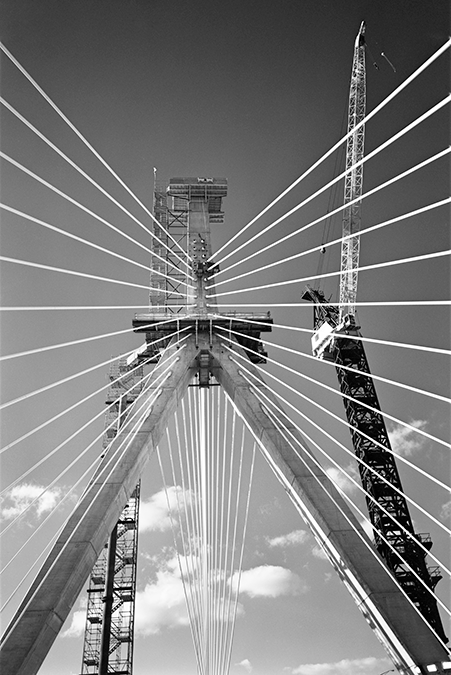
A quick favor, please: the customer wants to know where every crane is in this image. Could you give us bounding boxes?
[302,21,448,644]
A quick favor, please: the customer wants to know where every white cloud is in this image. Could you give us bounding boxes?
[230,565,307,598]
[135,553,244,634]
[236,659,253,673]
[61,610,86,638]
[266,529,309,548]
[291,656,390,675]
[360,518,374,540]
[311,544,328,561]
[0,483,64,521]
[139,486,195,533]
[387,419,427,456]
[135,568,189,634]
[440,500,451,521]
[326,463,359,494]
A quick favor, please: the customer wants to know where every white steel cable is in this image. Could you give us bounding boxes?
[0,98,191,271]
[216,300,451,309]
[234,387,451,652]
[217,404,238,675]
[212,387,222,675]
[225,346,449,494]
[0,354,155,491]
[216,389,230,675]
[181,394,204,645]
[223,422,247,675]
[217,324,451,405]
[258,393,451,617]
[0,327,188,455]
[224,438,256,675]
[0,152,193,281]
[218,334,450,451]
[234,357,451,542]
[1,359,162,572]
[0,327,190,411]
[0,452,102,613]
[210,192,450,288]
[157,441,203,675]
[0,356,182,631]
[209,313,451,357]
[256,395,451,628]
[0,305,194,311]
[212,147,450,282]
[0,43,190,262]
[188,386,205,659]
[211,40,451,265]
[0,255,186,297]
[0,203,194,289]
[0,356,172,527]
[208,249,451,299]
[173,406,204,661]
[0,317,182,362]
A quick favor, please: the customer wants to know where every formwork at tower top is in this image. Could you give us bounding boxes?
[148,177,228,315]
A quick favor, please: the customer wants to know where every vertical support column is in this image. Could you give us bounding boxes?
[98,525,118,675]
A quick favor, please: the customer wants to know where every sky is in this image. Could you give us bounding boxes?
[0,2,450,675]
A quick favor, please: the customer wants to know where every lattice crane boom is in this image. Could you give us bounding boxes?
[339,20,366,323]
[303,22,448,648]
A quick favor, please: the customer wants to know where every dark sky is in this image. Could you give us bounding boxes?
[0,2,449,675]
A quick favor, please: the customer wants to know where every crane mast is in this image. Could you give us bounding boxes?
[339,20,366,324]
[303,22,448,645]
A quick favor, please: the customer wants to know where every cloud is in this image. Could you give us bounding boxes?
[311,544,328,561]
[266,529,309,548]
[440,500,451,521]
[325,463,359,494]
[291,656,390,675]
[139,486,195,533]
[236,659,253,673]
[230,565,307,598]
[62,610,86,638]
[0,483,64,521]
[359,518,374,540]
[387,419,427,456]
[61,598,87,638]
[135,567,189,634]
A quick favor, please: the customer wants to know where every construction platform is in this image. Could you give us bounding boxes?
[132,312,273,365]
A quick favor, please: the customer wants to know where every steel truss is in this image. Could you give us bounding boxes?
[149,181,189,314]
[302,288,447,647]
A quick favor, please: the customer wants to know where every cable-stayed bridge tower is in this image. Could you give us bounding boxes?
[0,177,449,675]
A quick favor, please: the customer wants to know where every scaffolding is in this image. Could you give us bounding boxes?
[149,181,189,314]
[80,360,144,675]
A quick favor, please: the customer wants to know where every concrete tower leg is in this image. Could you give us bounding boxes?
[210,335,449,674]
[1,332,448,675]
[0,336,199,675]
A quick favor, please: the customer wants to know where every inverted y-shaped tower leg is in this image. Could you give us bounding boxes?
[210,335,450,675]
[0,336,198,675]
[1,332,449,675]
